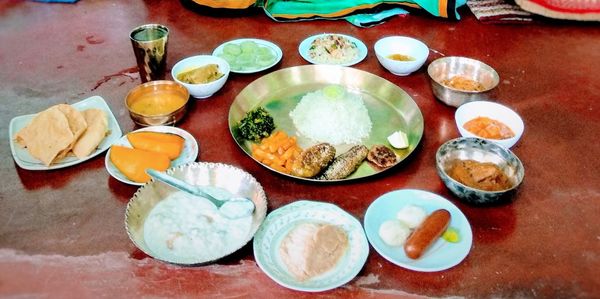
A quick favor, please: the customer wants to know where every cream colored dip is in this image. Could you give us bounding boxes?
[143,191,252,263]
[279,223,348,281]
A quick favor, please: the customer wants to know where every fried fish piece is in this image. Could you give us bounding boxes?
[317,145,368,180]
[367,144,397,168]
[291,143,335,178]
[177,64,223,84]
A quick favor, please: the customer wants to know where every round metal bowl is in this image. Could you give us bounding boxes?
[436,137,524,205]
[125,80,189,126]
[427,56,499,107]
[125,162,268,265]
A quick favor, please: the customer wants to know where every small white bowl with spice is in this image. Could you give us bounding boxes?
[455,101,524,149]
[171,55,230,99]
[374,36,429,76]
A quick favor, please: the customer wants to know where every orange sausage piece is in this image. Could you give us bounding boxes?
[404,209,451,259]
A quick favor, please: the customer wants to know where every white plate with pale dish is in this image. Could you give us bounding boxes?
[8,95,122,170]
[253,200,369,292]
[364,189,473,272]
[105,126,199,185]
[212,38,282,74]
[298,33,367,67]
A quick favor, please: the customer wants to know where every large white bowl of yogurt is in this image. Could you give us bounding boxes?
[125,162,268,265]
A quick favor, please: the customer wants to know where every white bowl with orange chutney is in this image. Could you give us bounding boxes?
[125,80,190,126]
[455,101,524,149]
[374,36,429,76]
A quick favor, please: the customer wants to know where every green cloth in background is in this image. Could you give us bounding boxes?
[345,7,410,27]
[182,0,467,27]
[259,0,466,25]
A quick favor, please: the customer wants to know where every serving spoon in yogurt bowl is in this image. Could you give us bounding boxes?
[146,169,255,219]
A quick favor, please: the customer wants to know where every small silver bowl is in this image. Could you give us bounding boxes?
[436,137,524,205]
[125,162,268,265]
[427,56,499,107]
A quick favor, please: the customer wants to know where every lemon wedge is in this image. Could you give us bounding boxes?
[442,227,460,243]
[387,130,409,149]
[323,85,344,99]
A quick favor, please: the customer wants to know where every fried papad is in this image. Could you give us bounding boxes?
[55,104,88,160]
[14,106,75,166]
[72,109,108,158]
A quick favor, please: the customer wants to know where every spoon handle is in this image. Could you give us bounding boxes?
[145,169,222,207]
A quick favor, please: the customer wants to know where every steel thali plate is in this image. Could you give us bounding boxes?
[228,65,424,182]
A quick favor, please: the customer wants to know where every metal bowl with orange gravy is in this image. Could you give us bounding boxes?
[125,80,189,126]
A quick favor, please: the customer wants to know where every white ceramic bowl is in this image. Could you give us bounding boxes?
[171,55,230,99]
[374,36,429,76]
[455,101,524,148]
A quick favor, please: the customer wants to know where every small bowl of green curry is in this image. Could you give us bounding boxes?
[172,55,230,99]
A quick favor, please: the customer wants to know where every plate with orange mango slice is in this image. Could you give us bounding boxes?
[105,126,199,185]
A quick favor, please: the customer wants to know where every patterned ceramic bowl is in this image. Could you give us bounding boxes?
[436,137,524,205]
[125,162,267,265]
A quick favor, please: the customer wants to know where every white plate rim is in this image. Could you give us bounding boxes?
[253,200,369,292]
[364,189,473,272]
[104,126,199,185]
[8,95,123,171]
[212,38,283,74]
[298,33,368,67]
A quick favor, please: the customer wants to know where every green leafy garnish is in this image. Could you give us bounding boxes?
[238,107,275,142]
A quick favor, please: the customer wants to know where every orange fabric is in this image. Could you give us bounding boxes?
[191,0,255,9]
[438,0,448,17]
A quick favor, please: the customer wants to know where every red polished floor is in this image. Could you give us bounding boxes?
[1,0,599,298]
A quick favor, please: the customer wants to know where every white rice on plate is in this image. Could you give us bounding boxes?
[289,85,372,145]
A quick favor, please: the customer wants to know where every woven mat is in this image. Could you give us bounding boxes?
[467,0,534,23]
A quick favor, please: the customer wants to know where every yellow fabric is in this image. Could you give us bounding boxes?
[191,0,255,9]
[438,0,448,17]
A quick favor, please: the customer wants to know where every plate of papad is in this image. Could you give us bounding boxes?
[9,96,122,170]
[105,126,199,186]
[253,200,369,292]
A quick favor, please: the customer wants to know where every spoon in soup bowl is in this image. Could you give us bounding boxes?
[146,169,255,219]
